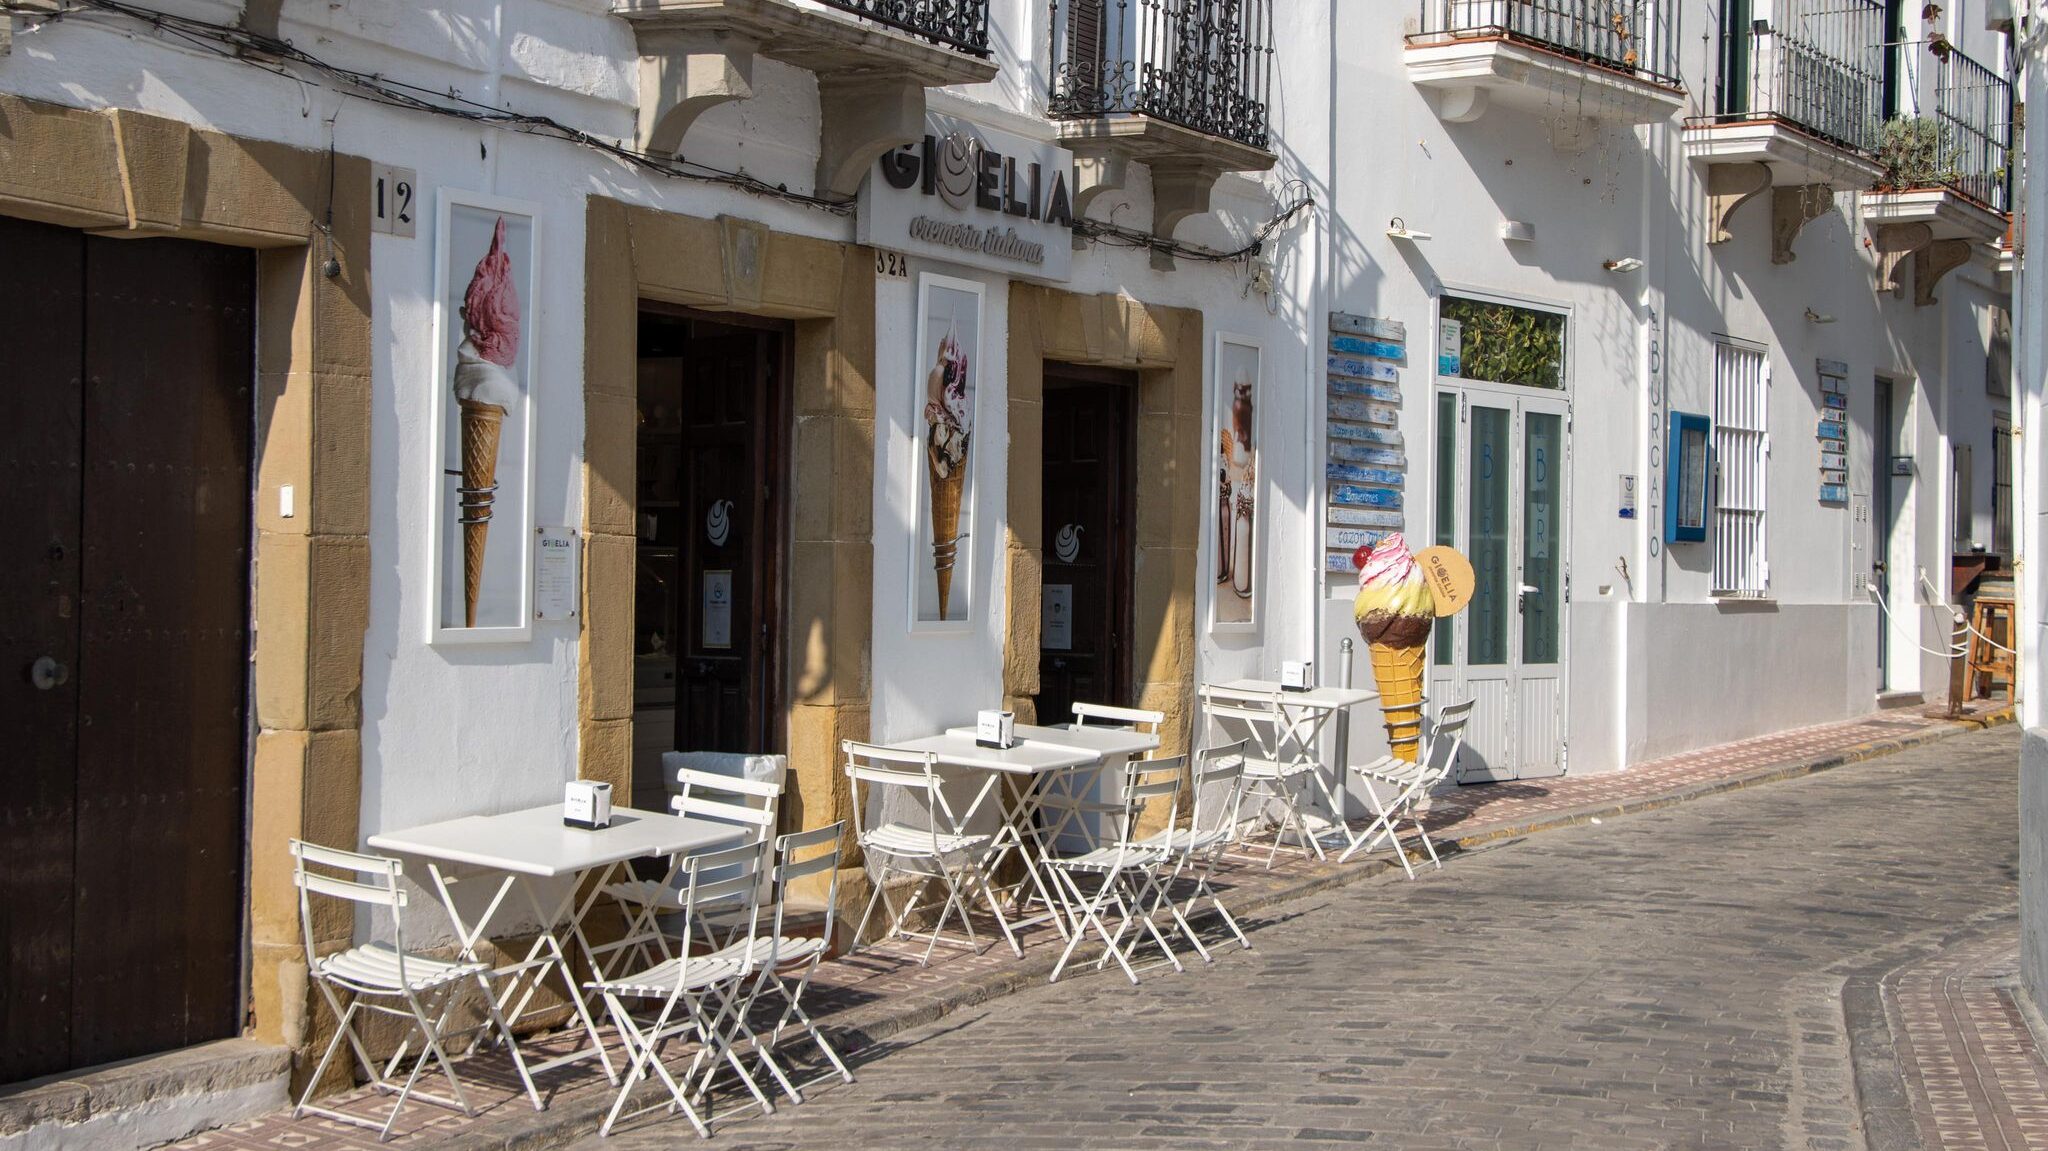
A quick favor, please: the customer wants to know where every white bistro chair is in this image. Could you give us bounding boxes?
[1340,698,1475,876]
[843,741,1013,963]
[745,821,856,1104]
[1137,739,1253,961]
[1044,755,1186,984]
[598,753,785,968]
[586,841,775,1138]
[1200,683,1330,867]
[289,840,532,1141]
[1039,701,1168,856]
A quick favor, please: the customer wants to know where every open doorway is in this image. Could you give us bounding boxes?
[1035,364,1137,724]
[631,306,790,810]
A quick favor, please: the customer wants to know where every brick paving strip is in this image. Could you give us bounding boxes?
[174,705,2013,1151]
[1850,923,2048,1151]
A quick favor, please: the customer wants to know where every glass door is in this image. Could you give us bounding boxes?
[1431,386,1570,781]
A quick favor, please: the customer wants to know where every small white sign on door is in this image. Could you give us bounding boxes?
[534,527,579,619]
[1043,584,1074,651]
[702,569,733,649]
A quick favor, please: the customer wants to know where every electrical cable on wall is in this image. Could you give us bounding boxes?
[6,0,1317,264]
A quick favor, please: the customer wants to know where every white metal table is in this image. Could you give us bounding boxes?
[1212,679,1379,848]
[367,805,747,1100]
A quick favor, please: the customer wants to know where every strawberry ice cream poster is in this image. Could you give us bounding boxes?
[430,192,537,641]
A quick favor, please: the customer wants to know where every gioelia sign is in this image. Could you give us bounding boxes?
[858,115,1075,282]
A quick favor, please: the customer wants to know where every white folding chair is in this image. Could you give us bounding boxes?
[1036,702,1168,857]
[1045,755,1186,984]
[289,840,530,1142]
[843,741,1014,963]
[598,755,784,970]
[1201,684,1330,866]
[744,821,855,1104]
[1341,698,1475,875]
[1069,702,1166,756]
[1138,739,1254,962]
[586,841,774,1138]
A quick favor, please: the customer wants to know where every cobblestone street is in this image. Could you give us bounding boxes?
[586,725,2024,1151]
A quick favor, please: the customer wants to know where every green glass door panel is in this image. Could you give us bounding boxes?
[1468,403,1510,666]
[1434,390,1457,666]
[1521,411,1561,664]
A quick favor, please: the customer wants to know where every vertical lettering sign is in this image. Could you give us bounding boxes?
[857,116,1075,281]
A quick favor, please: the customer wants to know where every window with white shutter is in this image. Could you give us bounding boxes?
[1712,341,1769,596]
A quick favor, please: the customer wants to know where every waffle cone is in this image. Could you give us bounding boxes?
[459,399,506,629]
[927,450,966,619]
[1369,639,1428,762]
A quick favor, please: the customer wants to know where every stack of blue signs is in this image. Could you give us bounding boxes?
[1818,361,1848,503]
[1325,313,1407,574]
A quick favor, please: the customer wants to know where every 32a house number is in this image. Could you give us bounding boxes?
[875,249,909,279]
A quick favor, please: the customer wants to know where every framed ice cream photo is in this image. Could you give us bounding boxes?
[910,273,982,631]
[1211,331,1261,631]
[427,190,539,643]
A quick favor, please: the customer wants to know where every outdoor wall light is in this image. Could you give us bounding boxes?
[1603,257,1644,273]
[1805,308,1837,324]
[1500,219,1535,243]
[1386,217,1432,241]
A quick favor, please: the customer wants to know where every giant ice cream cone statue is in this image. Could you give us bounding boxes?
[1353,534,1436,762]
[451,217,521,628]
[924,328,971,619]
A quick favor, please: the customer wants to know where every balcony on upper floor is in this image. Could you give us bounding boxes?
[1045,0,1277,240]
[1864,44,2013,304]
[614,0,997,195]
[1404,0,1684,130]
[1684,1,1887,262]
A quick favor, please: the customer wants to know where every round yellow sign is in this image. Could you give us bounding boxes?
[1416,546,1475,618]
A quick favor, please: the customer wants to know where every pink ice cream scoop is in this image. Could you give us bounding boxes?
[463,217,520,368]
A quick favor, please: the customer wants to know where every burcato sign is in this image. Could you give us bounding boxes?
[858,115,1075,282]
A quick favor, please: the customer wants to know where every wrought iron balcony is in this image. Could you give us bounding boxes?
[1706,0,1884,156]
[816,0,989,55]
[1046,0,1276,151]
[1410,0,1680,89]
[1934,47,2012,213]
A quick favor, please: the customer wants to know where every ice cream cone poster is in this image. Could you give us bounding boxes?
[429,191,538,641]
[1210,332,1261,630]
[911,273,982,628]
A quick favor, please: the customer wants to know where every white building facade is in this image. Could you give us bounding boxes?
[0,0,2016,1120]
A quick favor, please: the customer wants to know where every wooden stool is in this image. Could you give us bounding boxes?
[1965,595,2018,702]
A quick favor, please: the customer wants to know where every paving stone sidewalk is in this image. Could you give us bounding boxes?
[169,705,2010,1150]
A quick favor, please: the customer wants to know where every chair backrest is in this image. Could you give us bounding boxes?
[670,766,783,840]
[291,840,407,986]
[1071,702,1166,757]
[842,741,961,850]
[1200,684,1292,761]
[1189,739,1251,837]
[1420,698,1475,785]
[769,821,845,958]
[677,840,766,979]
[665,752,786,837]
[1118,754,1186,842]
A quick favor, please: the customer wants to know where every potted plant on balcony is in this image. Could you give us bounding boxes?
[1875,116,1958,191]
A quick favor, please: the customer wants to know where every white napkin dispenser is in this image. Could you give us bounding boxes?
[975,709,1016,749]
[564,780,613,830]
[1280,660,1315,691]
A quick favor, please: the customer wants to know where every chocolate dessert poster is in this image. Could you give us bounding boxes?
[431,192,537,640]
[912,273,982,628]
[1212,333,1260,629]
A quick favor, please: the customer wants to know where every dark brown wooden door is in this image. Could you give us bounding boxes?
[671,325,784,755]
[1035,372,1135,724]
[0,216,253,1082]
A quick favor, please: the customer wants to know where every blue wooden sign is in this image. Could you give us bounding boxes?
[1823,392,1847,410]
[1327,506,1405,529]
[1816,421,1846,441]
[1326,357,1401,384]
[1326,526,1388,552]
[1331,484,1403,510]
[1329,337,1406,364]
[1325,550,1365,573]
[1330,313,1406,342]
[1330,420,1403,447]
[1327,463,1405,486]
[1328,398,1400,426]
[1328,440,1405,467]
[1819,483,1848,503]
[1328,377,1402,402]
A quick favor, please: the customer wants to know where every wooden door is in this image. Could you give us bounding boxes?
[0,216,253,1082]
[671,325,784,755]
[1035,372,1134,724]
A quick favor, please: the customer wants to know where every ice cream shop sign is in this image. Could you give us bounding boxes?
[859,117,1074,282]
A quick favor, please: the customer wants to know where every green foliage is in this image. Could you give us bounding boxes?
[1440,296,1565,390]
[1876,116,1958,189]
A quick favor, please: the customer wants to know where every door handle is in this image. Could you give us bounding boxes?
[30,656,69,691]
[1517,584,1540,595]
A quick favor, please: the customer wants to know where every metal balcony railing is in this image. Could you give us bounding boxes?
[1411,0,1681,89]
[1047,0,1276,151]
[1934,46,2013,212]
[817,0,989,54]
[1709,0,1884,156]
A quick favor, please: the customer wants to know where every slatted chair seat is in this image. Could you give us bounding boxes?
[859,822,991,859]
[1045,756,1190,985]
[588,953,748,999]
[316,943,487,993]
[1051,844,1167,873]
[1136,825,1232,853]
[845,743,1015,965]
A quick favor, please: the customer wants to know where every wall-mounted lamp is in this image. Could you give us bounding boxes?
[1805,307,1837,324]
[1603,257,1645,273]
[1386,217,1432,241]
[1500,219,1535,243]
